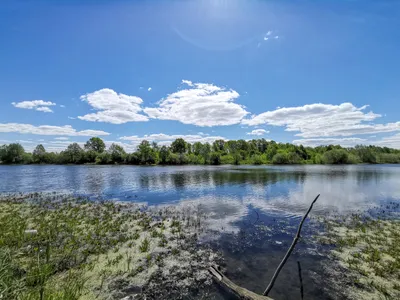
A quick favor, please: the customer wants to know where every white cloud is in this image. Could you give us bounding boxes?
[372,133,400,149]
[242,102,400,138]
[148,87,152,91]
[266,30,272,36]
[36,106,53,113]
[68,116,76,120]
[60,105,66,108]
[181,80,194,87]
[274,35,279,39]
[12,100,56,113]
[144,80,248,126]
[263,37,269,41]
[120,133,227,148]
[0,123,110,136]
[292,137,367,147]
[78,88,149,124]
[54,137,69,140]
[246,129,269,136]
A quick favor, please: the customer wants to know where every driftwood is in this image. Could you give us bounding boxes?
[209,194,320,300]
[209,265,273,300]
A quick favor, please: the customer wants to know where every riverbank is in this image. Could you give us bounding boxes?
[0,193,221,299]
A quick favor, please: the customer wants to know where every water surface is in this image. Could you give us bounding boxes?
[1,164,399,299]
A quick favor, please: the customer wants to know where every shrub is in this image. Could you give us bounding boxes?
[209,152,221,165]
[272,153,288,164]
[323,149,349,164]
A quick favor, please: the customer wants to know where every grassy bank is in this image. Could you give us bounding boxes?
[0,193,220,300]
[318,207,400,300]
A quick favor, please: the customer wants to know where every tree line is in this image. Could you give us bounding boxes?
[1,137,400,165]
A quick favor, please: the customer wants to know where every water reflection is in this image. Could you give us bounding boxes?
[2,164,400,232]
[1,165,399,211]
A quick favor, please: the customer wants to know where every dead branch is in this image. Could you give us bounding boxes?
[209,265,273,300]
[263,194,320,296]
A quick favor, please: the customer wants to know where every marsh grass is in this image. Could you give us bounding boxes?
[0,192,218,300]
[319,207,400,300]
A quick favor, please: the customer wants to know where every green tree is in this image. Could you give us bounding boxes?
[33,144,46,163]
[212,140,225,152]
[193,142,203,155]
[63,143,84,164]
[200,143,211,164]
[171,138,186,154]
[137,140,152,164]
[0,143,25,164]
[159,146,169,164]
[108,144,126,163]
[209,152,221,165]
[84,137,106,153]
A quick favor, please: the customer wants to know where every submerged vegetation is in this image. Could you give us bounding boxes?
[1,137,400,165]
[318,205,400,300]
[0,193,220,299]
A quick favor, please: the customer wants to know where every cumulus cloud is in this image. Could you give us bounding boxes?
[242,102,400,138]
[148,87,152,91]
[144,80,249,127]
[293,137,367,147]
[246,129,269,136]
[0,123,110,136]
[78,88,149,124]
[12,100,56,113]
[120,133,227,147]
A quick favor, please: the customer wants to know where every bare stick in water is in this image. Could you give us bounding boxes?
[263,194,320,296]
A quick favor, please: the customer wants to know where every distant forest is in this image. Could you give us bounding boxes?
[1,137,400,165]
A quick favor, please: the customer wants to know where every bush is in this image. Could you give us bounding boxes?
[323,149,349,164]
[95,152,111,164]
[377,153,400,164]
[251,154,263,165]
[187,153,204,164]
[220,154,234,165]
[209,152,221,165]
[287,152,301,164]
[272,153,288,164]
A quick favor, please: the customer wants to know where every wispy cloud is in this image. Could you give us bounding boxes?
[148,87,152,91]
[0,123,110,136]
[246,129,269,136]
[293,137,367,147]
[54,137,69,140]
[12,100,56,113]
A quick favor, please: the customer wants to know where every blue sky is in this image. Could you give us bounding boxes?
[1,0,400,152]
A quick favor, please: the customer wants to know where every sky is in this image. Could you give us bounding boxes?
[1,0,400,152]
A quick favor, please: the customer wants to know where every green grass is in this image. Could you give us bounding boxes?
[0,192,213,300]
[320,213,400,299]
